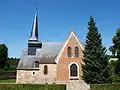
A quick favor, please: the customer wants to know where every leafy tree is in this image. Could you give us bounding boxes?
[7,57,20,70]
[0,57,20,71]
[109,29,120,58]
[109,46,116,57]
[0,44,8,68]
[108,60,120,82]
[115,60,120,75]
[82,16,111,84]
[109,29,120,76]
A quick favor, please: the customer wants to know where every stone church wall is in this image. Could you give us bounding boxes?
[16,64,56,84]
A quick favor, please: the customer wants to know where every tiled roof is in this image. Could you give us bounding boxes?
[17,41,84,69]
[17,42,63,69]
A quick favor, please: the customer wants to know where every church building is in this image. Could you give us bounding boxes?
[16,13,84,84]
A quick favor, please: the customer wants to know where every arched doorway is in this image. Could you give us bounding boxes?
[69,62,79,80]
[70,64,77,76]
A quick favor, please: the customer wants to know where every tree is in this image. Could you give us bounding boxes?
[108,60,120,82]
[109,46,116,57]
[0,44,8,68]
[7,57,20,70]
[109,29,120,75]
[109,29,120,58]
[82,16,111,84]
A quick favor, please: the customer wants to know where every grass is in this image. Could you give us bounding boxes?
[0,79,120,90]
[91,84,120,90]
[0,79,16,83]
[0,84,66,90]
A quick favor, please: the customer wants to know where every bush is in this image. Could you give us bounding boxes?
[0,84,66,90]
[91,84,120,90]
[0,76,16,80]
[0,71,16,76]
[112,75,120,83]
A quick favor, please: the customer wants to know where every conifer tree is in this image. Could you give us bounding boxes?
[82,16,111,84]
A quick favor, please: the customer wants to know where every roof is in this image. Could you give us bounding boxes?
[29,13,38,41]
[17,42,63,69]
[17,41,84,69]
[55,31,84,63]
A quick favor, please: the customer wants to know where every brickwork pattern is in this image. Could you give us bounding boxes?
[57,34,84,81]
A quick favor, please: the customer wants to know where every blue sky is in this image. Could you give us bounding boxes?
[0,0,119,57]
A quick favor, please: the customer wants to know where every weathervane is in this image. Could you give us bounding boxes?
[36,3,38,12]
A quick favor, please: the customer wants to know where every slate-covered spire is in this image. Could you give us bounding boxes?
[29,13,38,41]
[28,12,42,55]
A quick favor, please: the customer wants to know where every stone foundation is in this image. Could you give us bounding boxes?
[67,80,90,90]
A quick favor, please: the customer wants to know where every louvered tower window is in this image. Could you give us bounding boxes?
[35,61,39,68]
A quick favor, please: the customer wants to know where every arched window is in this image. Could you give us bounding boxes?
[67,47,72,57]
[75,46,79,57]
[35,61,39,68]
[44,65,48,75]
[70,64,77,77]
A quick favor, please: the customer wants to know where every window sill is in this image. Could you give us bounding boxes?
[69,76,79,80]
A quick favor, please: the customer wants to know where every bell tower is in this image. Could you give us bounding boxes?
[28,13,42,55]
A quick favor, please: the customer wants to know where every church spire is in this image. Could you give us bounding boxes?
[28,12,42,55]
[29,13,38,41]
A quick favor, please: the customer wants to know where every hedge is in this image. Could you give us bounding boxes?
[0,71,16,80]
[0,71,16,76]
[0,83,120,90]
[0,76,16,80]
[0,84,66,90]
[112,76,120,83]
[91,84,120,90]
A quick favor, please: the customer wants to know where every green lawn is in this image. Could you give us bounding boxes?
[0,79,16,83]
[0,80,120,90]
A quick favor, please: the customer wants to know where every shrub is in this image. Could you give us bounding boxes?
[91,84,120,90]
[0,76,16,80]
[0,71,16,76]
[112,75,120,83]
[0,84,66,90]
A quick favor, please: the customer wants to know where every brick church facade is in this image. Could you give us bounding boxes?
[16,13,84,84]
